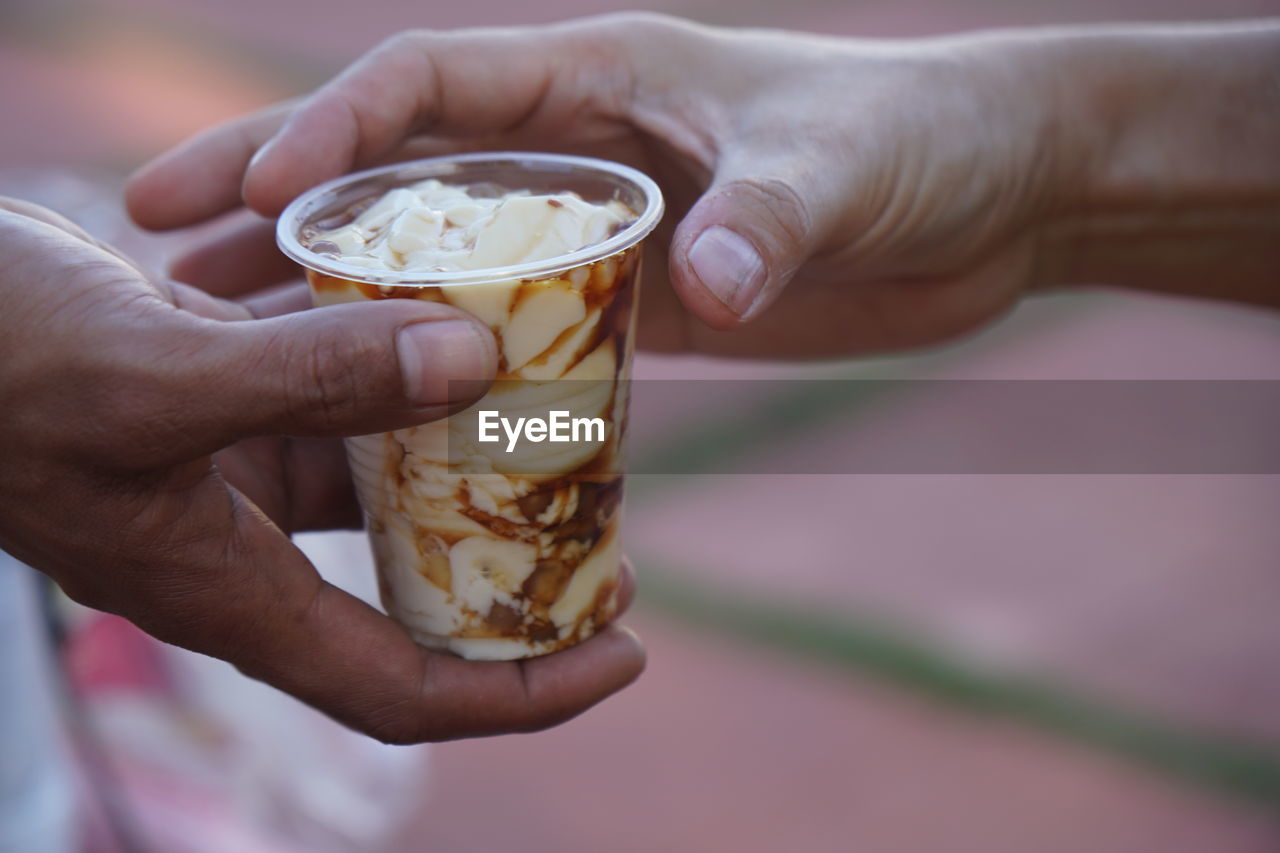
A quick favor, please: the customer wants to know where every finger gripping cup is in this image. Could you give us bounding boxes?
[278,153,662,661]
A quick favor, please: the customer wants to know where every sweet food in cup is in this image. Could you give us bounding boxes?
[277,154,662,661]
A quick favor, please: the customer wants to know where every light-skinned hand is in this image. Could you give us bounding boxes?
[127,14,1280,360]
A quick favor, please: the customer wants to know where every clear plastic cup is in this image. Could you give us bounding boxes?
[277,153,663,660]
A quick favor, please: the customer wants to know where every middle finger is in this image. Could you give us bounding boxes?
[169,215,300,297]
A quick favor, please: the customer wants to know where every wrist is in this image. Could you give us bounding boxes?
[1009,21,1280,303]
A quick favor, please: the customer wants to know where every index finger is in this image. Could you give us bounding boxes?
[126,18,648,229]
[123,28,580,229]
[240,28,564,215]
[248,18,646,215]
[125,102,293,230]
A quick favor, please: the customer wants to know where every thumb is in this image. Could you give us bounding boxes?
[103,299,497,467]
[669,155,833,329]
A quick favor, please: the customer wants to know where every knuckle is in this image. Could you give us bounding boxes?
[590,10,679,37]
[360,681,435,744]
[361,31,437,90]
[736,177,813,249]
[381,29,450,63]
[276,322,368,432]
[582,11,691,71]
[362,654,436,744]
[364,710,421,745]
[511,705,571,735]
[379,29,426,56]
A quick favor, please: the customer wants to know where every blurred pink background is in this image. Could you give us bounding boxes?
[3,0,1280,850]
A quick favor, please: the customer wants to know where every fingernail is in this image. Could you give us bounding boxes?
[688,226,766,317]
[616,624,644,648]
[247,136,279,173]
[396,320,492,406]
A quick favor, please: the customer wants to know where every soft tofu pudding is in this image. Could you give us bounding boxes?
[278,154,662,660]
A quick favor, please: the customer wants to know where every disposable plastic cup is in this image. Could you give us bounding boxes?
[277,153,663,660]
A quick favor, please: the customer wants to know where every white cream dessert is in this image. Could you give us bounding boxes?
[307,179,633,273]
[302,180,642,660]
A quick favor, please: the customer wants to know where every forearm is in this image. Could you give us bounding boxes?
[1015,21,1280,304]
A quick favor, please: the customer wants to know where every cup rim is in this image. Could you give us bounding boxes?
[275,151,664,286]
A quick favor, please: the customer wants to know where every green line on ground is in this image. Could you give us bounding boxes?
[637,564,1280,808]
[621,296,1280,802]
[627,378,901,483]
